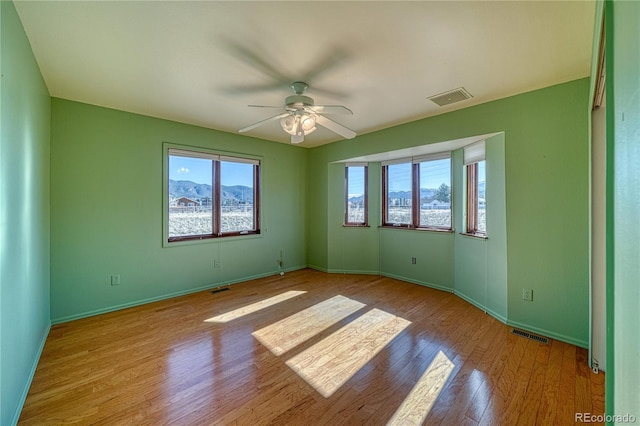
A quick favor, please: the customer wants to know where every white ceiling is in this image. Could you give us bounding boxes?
[14,1,596,148]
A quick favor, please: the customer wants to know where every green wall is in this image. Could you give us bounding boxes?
[454,134,508,322]
[0,2,51,424]
[607,0,640,421]
[50,99,307,322]
[326,162,380,274]
[308,78,591,347]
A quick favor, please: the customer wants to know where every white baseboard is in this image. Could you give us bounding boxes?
[11,322,51,426]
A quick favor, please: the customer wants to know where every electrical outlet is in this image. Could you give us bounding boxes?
[411,257,417,264]
[111,275,121,286]
[522,288,533,301]
[214,259,221,268]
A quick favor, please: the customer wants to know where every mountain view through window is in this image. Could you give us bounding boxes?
[168,151,258,240]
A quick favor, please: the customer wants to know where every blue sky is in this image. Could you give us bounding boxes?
[169,156,254,187]
[347,166,366,196]
[388,159,451,192]
[170,156,480,192]
[348,159,454,196]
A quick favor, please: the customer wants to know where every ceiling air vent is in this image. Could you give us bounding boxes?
[428,87,473,107]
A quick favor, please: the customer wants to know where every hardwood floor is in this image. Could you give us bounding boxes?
[19,269,605,425]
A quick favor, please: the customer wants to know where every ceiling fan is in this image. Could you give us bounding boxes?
[238,82,356,144]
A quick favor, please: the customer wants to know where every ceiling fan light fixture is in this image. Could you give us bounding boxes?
[280,115,297,135]
[300,115,316,132]
[281,113,316,137]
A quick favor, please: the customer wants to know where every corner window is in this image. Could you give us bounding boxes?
[464,141,486,237]
[166,147,260,242]
[345,163,368,226]
[383,161,413,226]
[418,156,451,229]
[382,153,452,231]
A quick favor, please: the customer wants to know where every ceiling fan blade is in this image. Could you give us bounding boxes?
[302,47,351,84]
[307,105,353,115]
[248,105,284,109]
[221,82,286,95]
[305,86,349,98]
[221,39,291,86]
[239,112,290,133]
[315,115,356,140]
[291,134,304,144]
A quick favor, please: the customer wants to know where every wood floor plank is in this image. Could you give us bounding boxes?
[464,321,513,422]
[497,339,542,425]
[18,269,604,425]
[515,339,551,425]
[476,333,526,424]
[575,347,594,418]
[386,350,455,425]
[555,344,578,425]
[286,308,411,398]
[422,310,495,424]
[252,295,366,356]
[535,339,564,425]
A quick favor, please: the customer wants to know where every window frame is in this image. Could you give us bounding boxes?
[344,163,369,227]
[465,162,482,235]
[217,155,261,238]
[382,160,414,228]
[463,140,487,238]
[382,153,452,232]
[164,144,261,245]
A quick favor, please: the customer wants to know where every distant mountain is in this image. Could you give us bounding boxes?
[390,190,412,200]
[169,180,253,204]
[221,185,254,204]
[350,188,436,203]
[169,180,212,199]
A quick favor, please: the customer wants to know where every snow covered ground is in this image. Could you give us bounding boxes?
[169,211,253,237]
[169,207,485,237]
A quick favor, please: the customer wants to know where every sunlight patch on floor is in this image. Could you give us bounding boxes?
[252,295,366,356]
[386,350,455,425]
[204,290,306,323]
[286,308,410,398]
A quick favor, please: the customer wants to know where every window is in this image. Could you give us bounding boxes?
[344,163,368,226]
[167,147,260,242]
[382,153,452,230]
[418,156,451,229]
[384,161,413,226]
[464,141,486,237]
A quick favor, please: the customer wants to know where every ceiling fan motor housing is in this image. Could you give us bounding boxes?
[285,95,314,109]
